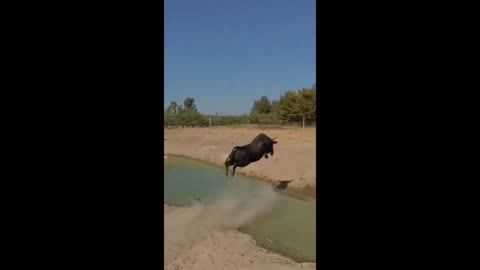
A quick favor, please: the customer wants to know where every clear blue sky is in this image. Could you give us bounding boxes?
[164,0,316,115]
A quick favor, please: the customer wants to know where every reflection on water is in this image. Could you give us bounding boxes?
[164,156,316,262]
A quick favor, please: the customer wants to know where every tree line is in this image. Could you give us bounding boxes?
[249,84,316,124]
[164,84,316,127]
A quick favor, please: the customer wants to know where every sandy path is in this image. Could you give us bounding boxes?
[164,203,316,270]
[164,126,316,198]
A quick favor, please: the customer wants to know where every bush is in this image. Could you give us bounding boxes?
[249,113,281,125]
[165,114,285,127]
[249,113,260,124]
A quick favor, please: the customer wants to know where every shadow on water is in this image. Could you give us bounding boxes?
[164,155,316,262]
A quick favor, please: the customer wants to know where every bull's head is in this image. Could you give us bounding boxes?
[269,136,278,156]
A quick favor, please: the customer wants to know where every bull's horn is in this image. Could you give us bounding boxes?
[272,136,278,140]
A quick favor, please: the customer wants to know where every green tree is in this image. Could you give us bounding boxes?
[177,105,184,113]
[297,88,316,119]
[275,91,300,121]
[271,99,279,112]
[165,101,178,115]
[183,97,197,112]
[250,96,272,114]
[275,87,316,122]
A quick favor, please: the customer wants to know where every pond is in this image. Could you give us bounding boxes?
[164,155,316,262]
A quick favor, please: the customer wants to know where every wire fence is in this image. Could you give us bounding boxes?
[164,114,316,128]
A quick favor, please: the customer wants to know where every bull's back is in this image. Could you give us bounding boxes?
[251,133,269,143]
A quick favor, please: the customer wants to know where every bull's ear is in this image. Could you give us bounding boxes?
[273,140,277,144]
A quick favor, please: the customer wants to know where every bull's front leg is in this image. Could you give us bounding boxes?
[225,163,230,178]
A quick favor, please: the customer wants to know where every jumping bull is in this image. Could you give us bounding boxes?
[224,133,278,178]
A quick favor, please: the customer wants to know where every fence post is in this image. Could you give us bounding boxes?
[209,116,212,128]
[303,114,305,130]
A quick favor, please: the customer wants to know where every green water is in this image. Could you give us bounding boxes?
[164,156,316,262]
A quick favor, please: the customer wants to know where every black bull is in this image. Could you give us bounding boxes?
[224,133,278,178]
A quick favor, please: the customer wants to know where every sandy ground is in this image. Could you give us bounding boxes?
[164,125,316,198]
[164,201,316,270]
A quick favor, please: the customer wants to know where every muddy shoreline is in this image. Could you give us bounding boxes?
[164,127,316,199]
[164,203,316,270]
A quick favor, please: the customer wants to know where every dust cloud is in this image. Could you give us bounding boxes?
[164,186,279,264]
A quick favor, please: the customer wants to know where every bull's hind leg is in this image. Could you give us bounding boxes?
[232,164,237,177]
[225,164,229,178]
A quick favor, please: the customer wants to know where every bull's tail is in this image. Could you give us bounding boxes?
[225,146,239,178]
[225,146,239,165]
